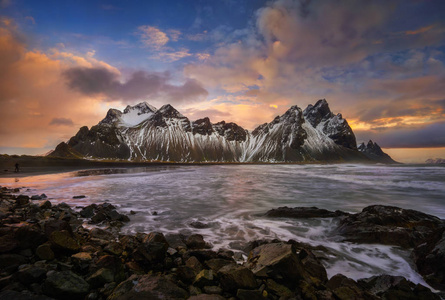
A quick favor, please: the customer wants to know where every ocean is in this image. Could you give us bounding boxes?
[1,164,444,289]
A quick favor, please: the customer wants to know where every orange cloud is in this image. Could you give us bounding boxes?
[0,21,114,151]
[405,25,434,35]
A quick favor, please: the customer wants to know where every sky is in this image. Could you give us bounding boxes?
[0,0,444,163]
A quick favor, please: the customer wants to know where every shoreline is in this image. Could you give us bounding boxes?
[1,154,389,178]
[0,186,444,299]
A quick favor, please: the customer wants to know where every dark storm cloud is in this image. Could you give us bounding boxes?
[355,122,445,148]
[63,67,208,103]
[49,117,74,126]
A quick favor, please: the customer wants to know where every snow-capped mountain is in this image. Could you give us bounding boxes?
[51,99,395,163]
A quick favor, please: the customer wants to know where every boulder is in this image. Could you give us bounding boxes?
[43,270,89,299]
[236,289,263,300]
[49,230,80,252]
[265,206,348,218]
[194,269,215,287]
[36,243,55,261]
[246,242,305,286]
[413,230,445,290]
[39,200,52,210]
[16,195,30,206]
[359,275,440,300]
[186,234,209,249]
[336,205,444,248]
[14,265,47,285]
[217,264,258,292]
[0,290,55,300]
[108,274,188,300]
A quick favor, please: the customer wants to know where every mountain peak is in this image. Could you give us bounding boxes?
[158,104,184,118]
[303,99,333,127]
[123,102,157,114]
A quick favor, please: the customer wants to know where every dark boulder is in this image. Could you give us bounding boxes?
[108,274,188,300]
[217,264,258,292]
[336,205,444,248]
[245,242,305,287]
[413,230,445,290]
[43,270,89,299]
[265,206,348,218]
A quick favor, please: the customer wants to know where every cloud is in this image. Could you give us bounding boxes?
[151,48,192,62]
[0,20,115,150]
[49,117,74,126]
[63,66,208,104]
[405,25,435,35]
[181,108,231,122]
[137,26,169,50]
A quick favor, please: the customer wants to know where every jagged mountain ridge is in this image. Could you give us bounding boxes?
[53,99,395,163]
[358,140,398,164]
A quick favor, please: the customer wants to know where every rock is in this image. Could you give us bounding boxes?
[190,221,211,229]
[327,274,372,300]
[39,200,52,210]
[188,295,226,300]
[0,234,19,252]
[14,222,46,250]
[299,248,328,283]
[186,234,209,249]
[108,274,188,300]
[90,227,115,240]
[71,252,92,269]
[31,195,42,200]
[16,195,30,206]
[36,243,55,260]
[80,205,95,218]
[184,249,218,262]
[14,265,47,284]
[133,232,169,264]
[87,268,115,288]
[194,269,215,287]
[72,195,86,199]
[205,258,235,272]
[336,205,444,248]
[236,289,263,300]
[90,212,106,224]
[359,275,440,300]
[0,290,55,300]
[0,254,27,272]
[44,220,73,238]
[246,242,305,287]
[218,264,258,292]
[265,206,348,218]
[43,270,89,299]
[186,256,204,273]
[413,230,445,290]
[265,278,294,298]
[203,285,223,294]
[49,230,80,252]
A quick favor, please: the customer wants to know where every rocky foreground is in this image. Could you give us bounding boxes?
[0,187,444,300]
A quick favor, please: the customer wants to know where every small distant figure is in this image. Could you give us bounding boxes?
[14,163,19,173]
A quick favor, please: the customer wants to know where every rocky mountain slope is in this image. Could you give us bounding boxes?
[49,99,396,163]
[358,140,398,164]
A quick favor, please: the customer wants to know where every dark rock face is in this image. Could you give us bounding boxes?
[358,140,398,164]
[413,230,445,290]
[303,99,357,150]
[265,206,349,218]
[213,121,247,142]
[43,271,90,299]
[108,275,188,300]
[46,141,84,159]
[336,205,444,248]
[193,117,214,135]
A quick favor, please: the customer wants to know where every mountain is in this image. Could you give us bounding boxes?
[358,140,398,164]
[50,99,396,163]
[425,158,445,164]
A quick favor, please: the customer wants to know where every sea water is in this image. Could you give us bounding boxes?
[1,164,444,287]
